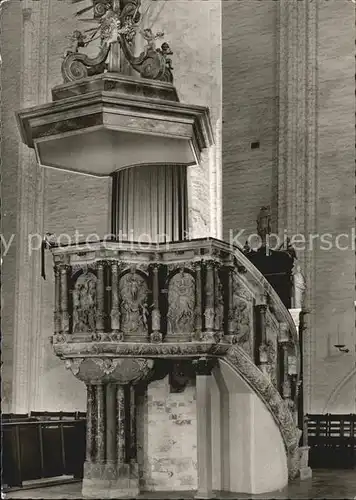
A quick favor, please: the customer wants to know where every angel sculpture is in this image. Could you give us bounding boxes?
[140,28,164,50]
[157,42,173,71]
[167,270,195,335]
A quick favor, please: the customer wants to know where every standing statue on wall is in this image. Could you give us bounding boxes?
[72,272,97,333]
[167,269,195,334]
[292,260,306,309]
[256,206,271,246]
[119,271,148,334]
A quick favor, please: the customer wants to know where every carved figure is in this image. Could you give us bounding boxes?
[167,270,195,334]
[119,29,173,82]
[260,339,277,385]
[140,28,164,50]
[119,271,148,334]
[72,272,97,333]
[229,274,252,353]
[256,206,271,245]
[236,300,250,341]
[292,261,305,308]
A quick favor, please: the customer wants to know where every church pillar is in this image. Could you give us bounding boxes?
[276,0,317,411]
[194,358,216,499]
[82,383,140,499]
[11,0,50,413]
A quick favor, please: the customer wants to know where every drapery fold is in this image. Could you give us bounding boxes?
[111,165,188,243]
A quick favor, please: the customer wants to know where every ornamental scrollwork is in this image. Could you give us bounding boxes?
[63,0,173,83]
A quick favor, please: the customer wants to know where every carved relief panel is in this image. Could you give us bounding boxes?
[229,273,253,356]
[265,312,278,388]
[72,271,98,333]
[166,269,196,337]
[118,270,149,338]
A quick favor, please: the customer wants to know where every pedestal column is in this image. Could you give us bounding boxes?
[194,357,216,499]
[83,382,140,499]
[106,384,116,463]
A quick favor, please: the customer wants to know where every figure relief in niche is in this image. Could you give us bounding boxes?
[167,269,195,334]
[72,271,97,333]
[119,270,148,334]
[265,315,278,387]
[231,275,252,353]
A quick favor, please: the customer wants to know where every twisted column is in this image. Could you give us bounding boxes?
[129,385,137,464]
[227,265,235,336]
[60,264,69,334]
[54,265,61,335]
[110,262,121,335]
[86,385,95,462]
[96,261,105,333]
[203,261,215,340]
[106,384,116,462]
[116,384,126,465]
[95,384,105,462]
[151,264,162,342]
[194,261,203,341]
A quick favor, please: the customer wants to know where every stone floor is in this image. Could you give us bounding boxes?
[4,470,356,499]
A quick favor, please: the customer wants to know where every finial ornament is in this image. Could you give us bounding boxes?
[62,0,173,83]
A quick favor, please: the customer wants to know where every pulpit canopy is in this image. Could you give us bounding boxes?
[16,73,213,177]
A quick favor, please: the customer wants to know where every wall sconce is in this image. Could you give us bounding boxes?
[334,324,349,353]
[334,344,350,354]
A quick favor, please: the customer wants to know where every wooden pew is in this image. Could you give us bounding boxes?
[306,413,356,469]
[2,412,86,489]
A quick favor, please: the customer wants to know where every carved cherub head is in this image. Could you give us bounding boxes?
[161,42,173,55]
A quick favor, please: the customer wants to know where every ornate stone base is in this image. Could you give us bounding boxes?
[82,461,140,499]
[299,446,312,481]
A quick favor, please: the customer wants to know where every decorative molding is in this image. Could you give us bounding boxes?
[223,348,301,479]
[65,357,84,376]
